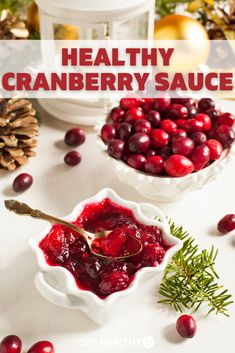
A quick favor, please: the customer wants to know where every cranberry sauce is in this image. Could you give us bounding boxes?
[39,198,170,298]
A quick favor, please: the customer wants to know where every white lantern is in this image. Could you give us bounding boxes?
[36,0,155,125]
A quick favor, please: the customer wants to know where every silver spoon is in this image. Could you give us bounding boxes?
[4,199,143,260]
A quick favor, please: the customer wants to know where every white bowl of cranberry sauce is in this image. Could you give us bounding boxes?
[29,188,182,324]
[99,97,235,202]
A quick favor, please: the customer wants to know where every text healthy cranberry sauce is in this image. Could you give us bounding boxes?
[39,198,170,299]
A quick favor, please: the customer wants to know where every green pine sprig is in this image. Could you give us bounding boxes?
[158,221,233,316]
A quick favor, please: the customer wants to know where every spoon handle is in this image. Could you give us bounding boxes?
[4,199,89,241]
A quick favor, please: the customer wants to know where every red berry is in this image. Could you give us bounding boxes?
[196,113,212,131]
[127,154,146,171]
[93,229,126,257]
[218,214,235,234]
[184,103,198,118]
[206,139,223,160]
[206,108,218,121]
[120,97,142,110]
[217,113,235,128]
[171,129,187,143]
[166,104,188,120]
[101,124,116,144]
[0,335,22,353]
[145,148,157,157]
[141,98,154,113]
[146,110,161,127]
[128,133,150,153]
[198,98,215,112]
[191,131,207,145]
[184,119,204,133]
[214,124,235,148]
[64,128,86,147]
[176,315,197,338]
[172,137,195,156]
[108,139,125,159]
[154,97,171,113]
[117,123,134,141]
[190,144,210,171]
[13,173,33,192]
[125,107,144,124]
[110,106,125,123]
[27,341,54,353]
[134,119,152,134]
[158,145,172,160]
[160,119,177,134]
[175,119,186,129]
[142,243,165,266]
[64,151,81,166]
[165,155,194,177]
[151,129,169,148]
[145,156,164,175]
[98,270,129,295]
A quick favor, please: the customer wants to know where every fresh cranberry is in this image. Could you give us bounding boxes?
[191,131,207,145]
[206,108,218,121]
[27,341,54,353]
[154,97,171,113]
[64,128,86,147]
[196,113,212,131]
[183,119,204,133]
[145,156,164,175]
[218,214,235,234]
[127,154,146,171]
[172,137,195,156]
[165,155,194,177]
[214,124,235,148]
[160,119,177,134]
[165,104,188,120]
[142,243,165,266]
[125,107,144,124]
[120,97,142,110]
[176,315,197,338]
[128,133,150,153]
[110,106,125,123]
[64,151,81,166]
[198,98,215,112]
[145,148,157,157]
[107,139,125,159]
[134,119,152,134]
[190,144,210,171]
[171,129,187,143]
[173,98,196,106]
[0,335,22,353]
[101,124,116,144]
[146,110,161,127]
[151,129,169,148]
[117,123,134,141]
[13,173,33,192]
[185,103,198,118]
[206,139,223,160]
[98,270,129,295]
[158,146,172,160]
[141,98,154,113]
[217,112,235,128]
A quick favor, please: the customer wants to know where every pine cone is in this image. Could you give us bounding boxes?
[0,98,39,171]
[0,10,29,39]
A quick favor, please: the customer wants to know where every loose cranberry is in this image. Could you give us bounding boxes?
[198,98,215,112]
[0,335,22,353]
[218,214,235,234]
[191,131,207,145]
[146,110,161,127]
[165,104,188,120]
[172,137,195,156]
[101,124,116,144]
[171,129,187,143]
[185,103,198,118]
[107,139,125,159]
[98,270,129,295]
[190,144,210,171]
[127,154,146,171]
[13,173,33,192]
[110,106,125,123]
[151,129,169,148]
[196,113,212,131]
[141,98,154,113]
[154,97,171,113]
[64,128,86,147]
[173,98,196,106]
[120,97,142,110]
[206,108,218,121]
[160,119,177,134]
[145,148,157,157]
[64,151,81,166]
[158,146,172,160]
[125,107,144,124]
[117,123,134,141]
[206,139,223,160]
[134,119,152,134]
[27,341,54,353]
[142,243,165,266]
[217,113,235,128]
[214,124,235,148]
[145,156,164,175]
[176,315,197,338]
[184,119,204,133]
[165,155,194,177]
[128,133,150,153]
[175,119,187,129]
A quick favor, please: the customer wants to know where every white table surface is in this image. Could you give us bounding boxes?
[1,100,235,353]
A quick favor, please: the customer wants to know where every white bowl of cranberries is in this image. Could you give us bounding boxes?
[99,97,235,202]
